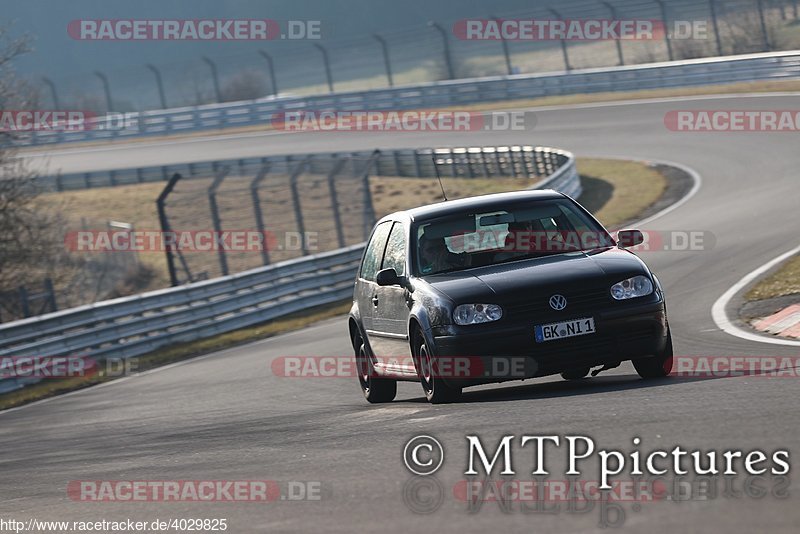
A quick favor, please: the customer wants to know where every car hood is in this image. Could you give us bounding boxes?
[424,247,649,303]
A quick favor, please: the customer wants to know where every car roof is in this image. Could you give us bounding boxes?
[378,189,566,224]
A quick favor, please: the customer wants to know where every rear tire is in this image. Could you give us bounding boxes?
[561,368,590,380]
[633,329,674,379]
[413,333,461,404]
[355,342,396,403]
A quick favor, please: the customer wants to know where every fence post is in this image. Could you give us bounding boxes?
[289,156,313,256]
[313,44,335,93]
[756,0,772,51]
[709,0,724,56]
[373,34,394,86]
[654,0,674,61]
[208,166,230,275]
[18,286,30,318]
[250,162,272,266]
[600,2,625,65]
[326,156,349,249]
[547,8,572,70]
[157,173,183,286]
[43,278,57,313]
[428,21,455,79]
[258,50,279,96]
[361,151,380,239]
[490,15,513,74]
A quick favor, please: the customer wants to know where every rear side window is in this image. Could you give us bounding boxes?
[382,222,407,276]
[360,221,392,281]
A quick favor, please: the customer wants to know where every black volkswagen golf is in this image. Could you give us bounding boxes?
[348,189,672,403]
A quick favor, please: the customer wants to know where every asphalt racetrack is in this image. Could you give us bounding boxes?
[4,94,800,532]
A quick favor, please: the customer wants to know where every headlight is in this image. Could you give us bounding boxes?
[453,304,503,325]
[610,275,654,300]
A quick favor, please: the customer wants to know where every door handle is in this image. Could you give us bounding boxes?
[371,295,379,306]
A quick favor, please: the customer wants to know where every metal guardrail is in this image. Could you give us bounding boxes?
[0,146,579,394]
[16,51,800,147]
[43,146,570,191]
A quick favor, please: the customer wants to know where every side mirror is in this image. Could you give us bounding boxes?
[617,229,644,248]
[376,268,402,286]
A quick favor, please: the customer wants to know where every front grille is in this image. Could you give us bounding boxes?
[505,288,612,320]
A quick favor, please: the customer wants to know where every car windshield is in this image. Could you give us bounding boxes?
[414,198,614,276]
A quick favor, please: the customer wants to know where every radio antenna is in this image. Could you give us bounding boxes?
[431,153,448,201]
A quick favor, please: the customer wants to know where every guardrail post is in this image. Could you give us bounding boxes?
[654,0,674,61]
[600,2,625,65]
[547,8,572,71]
[373,34,394,86]
[428,21,455,79]
[289,156,313,255]
[480,148,490,177]
[208,166,230,275]
[509,147,519,178]
[393,150,402,176]
[157,173,183,286]
[448,148,457,176]
[413,149,422,177]
[250,162,272,266]
[326,156,349,248]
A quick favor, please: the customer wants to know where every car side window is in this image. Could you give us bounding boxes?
[382,222,407,276]
[360,221,392,281]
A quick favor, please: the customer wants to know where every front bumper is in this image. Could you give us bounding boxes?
[430,297,668,387]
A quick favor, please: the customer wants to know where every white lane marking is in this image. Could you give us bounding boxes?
[711,243,800,347]
[16,92,800,160]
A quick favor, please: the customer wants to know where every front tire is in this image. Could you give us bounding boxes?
[356,343,396,403]
[413,333,461,404]
[561,368,590,380]
[633,329,674,379]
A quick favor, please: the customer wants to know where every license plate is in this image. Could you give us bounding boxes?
[535,317,595,342]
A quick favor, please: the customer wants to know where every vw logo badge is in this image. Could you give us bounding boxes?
[549,294,567,311]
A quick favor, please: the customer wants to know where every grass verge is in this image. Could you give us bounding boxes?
[744,254,800,302]
[4,158,670,410]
